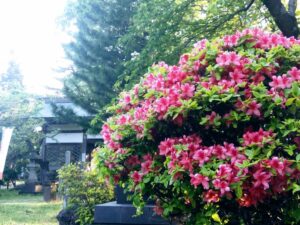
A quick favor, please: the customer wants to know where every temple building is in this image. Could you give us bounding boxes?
[38,97,101,178]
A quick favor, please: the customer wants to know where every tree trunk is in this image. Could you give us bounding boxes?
[262,0,299,37]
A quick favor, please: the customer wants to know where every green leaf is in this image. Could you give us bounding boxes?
[245,149,254,159]
[286,98,295,106]
[284,145,297,156]
[292,83,300,97]
[235,183,242,198]
[292,183,300,194]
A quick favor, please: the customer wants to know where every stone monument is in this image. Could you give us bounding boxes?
[94,186,171,225]
[21,152,40,194]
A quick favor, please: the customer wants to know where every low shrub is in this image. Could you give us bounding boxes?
[57,163,114,225]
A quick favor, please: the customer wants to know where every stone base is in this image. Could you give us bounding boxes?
[20,182,41,194]
[94,201,170,225]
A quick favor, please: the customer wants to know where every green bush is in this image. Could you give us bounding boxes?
[58,163,114,225]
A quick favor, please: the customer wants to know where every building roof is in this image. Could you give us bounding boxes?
[37,97,90,118]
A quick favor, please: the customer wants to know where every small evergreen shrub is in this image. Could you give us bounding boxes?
[96,29,300,224]
[58,163,113,225]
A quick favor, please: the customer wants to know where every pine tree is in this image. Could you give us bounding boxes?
[62,0,139,114]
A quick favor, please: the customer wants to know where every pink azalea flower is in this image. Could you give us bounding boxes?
[141,160,153,174]
[131,171,143,184]
[229,69,245,83]
[154,97,169,114]
[216,164,232,179]
[216,51,241,67]
[253,169,272,190]
[269,75,292,89]
[179,154,192,170]
[246,100,262,117]
[153,204,164,216]
[133,84,139,96]
[212,145,227,160]
[238,194,252,207]
[257,34,271,49]
[193,60,201,71]
[102,132,112,144]
[201,81,210,89]
[203,190,220,203]
[143,154,153,161]
[181,83,195,98]
[108,141,121,150]
[224,143,238,160]
[268,157,285,176]
[179,54,189,65]
[173,114,184,126]
[212,179,230,195]
[123,94,131,104]
[218,79,235,91]
[193,149,210,166]
[190,173,209,189]
[193,39,207,50]
[167,66,187,83]
[116,148,127,154]
[207,111,217,125]
[223,34,240,47]
[117,115,128,125]
[159,138,175,155]
[288,67,300,81]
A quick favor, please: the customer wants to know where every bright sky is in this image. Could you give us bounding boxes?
[0,0,69,95]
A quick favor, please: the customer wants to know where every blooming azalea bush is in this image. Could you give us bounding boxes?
[95,29,300,225]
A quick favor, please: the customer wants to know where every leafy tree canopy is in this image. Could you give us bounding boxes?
[61,0,299,125]
[117,0,299,89]
[0,61,44,183]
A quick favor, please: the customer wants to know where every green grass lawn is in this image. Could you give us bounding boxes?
[0,189,61,225]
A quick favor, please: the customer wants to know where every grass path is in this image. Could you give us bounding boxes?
[0,189,61,225]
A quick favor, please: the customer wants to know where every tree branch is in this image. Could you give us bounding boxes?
[210,0,256,33]
[262,0,299,37]
[288,0,297,16]
[238,0,256,13]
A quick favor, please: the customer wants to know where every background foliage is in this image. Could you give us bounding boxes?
[0,61,44,187]
[61,0,299,129]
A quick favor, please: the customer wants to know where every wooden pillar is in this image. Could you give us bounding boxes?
[40,139,46,161]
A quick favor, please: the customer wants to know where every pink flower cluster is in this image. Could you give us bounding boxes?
[238,156,300,207]
[222,28,299,49]
[242,128,274,146]
[157,134,298,207]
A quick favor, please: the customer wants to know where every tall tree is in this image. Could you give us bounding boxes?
[0,62,44,187]
[61,0,139,114]
[262,0,299,37]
